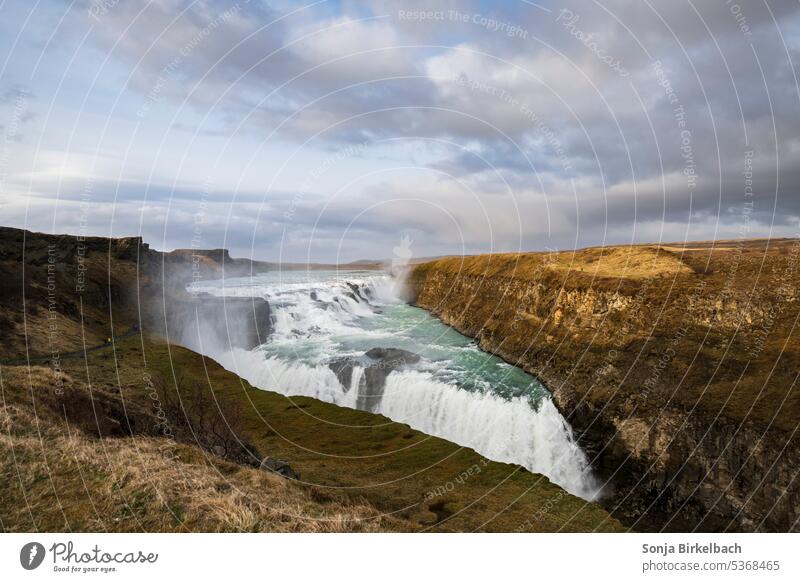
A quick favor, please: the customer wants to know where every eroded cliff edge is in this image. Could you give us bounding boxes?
[408,240,800,532]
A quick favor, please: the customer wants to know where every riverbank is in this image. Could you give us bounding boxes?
[408,241,800,532]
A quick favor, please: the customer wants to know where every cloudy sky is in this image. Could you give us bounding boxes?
[0,0,798,262]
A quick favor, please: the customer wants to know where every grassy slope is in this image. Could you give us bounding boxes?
[0,366,395,532]
[45,334,621,532]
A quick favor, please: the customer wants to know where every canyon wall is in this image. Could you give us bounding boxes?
[0,226,272,359]
[408,241,800,531]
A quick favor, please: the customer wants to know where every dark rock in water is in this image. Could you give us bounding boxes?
[328,347,421,412]
[364,347,420,364]
[344,291,359,302]
[328,357,357,390]
[360,348,420,411]
[347,282,366,302]
[310,290,318,301]
[260,457,300,480]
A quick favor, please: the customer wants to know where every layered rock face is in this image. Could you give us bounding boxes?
[0,227,149,357]
[0,226,273,358]
[408,241,800,532]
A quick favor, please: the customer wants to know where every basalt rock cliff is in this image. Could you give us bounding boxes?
[408,240,800,532]
[0,226,272,359]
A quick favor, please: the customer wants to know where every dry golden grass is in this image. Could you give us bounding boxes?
[0,366,400,533]
[0,310,105,359]
[658,246,738,252]
[548,246,694,278]
[415,245,694,281]
[1,339,623,533]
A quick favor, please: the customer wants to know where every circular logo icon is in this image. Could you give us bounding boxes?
[20,542,46,570]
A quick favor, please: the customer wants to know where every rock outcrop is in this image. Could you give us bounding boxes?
[0,226,277,358]
[260,457,300,480]
[408,241,800,532]
[329,347,421,411]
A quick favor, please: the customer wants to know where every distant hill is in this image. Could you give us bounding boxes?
[166,247,383,276]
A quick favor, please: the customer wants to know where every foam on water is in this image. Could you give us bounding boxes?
[192,271,601,500]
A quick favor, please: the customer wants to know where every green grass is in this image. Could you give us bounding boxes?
[52,334,623,532]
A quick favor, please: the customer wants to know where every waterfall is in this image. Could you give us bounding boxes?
[192,270,601,501]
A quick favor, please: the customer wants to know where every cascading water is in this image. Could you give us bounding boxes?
[190,270,601,501]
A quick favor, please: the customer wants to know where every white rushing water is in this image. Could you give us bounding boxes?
[191,270,601,500]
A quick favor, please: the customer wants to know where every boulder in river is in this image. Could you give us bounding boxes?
[364,347,420,364]
[328,347,421,412]
[328,357,358,389]
[347,282,367,302]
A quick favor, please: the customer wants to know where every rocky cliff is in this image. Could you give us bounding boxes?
[408,240,800,532]
[0,226,272,359]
